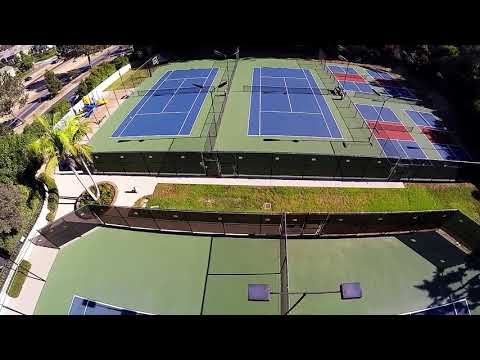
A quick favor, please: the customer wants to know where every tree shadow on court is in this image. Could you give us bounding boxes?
[396,231,480,312]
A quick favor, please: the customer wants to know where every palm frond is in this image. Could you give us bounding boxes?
[45,156,59,177]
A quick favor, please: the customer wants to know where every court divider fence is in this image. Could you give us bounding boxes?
[31,206,480,254]
[91,150,480,182]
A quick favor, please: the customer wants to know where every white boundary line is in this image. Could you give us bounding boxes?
[283,77,293,112]
[259,67,262,135]
[116,70,174,137]
[401,298,470,315]
[179,67,216,136]
[70,294,153,315]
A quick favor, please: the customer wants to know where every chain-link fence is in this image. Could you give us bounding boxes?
[32,205,479,251]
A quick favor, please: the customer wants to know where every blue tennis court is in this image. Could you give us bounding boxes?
[355,104,402,123]
[402,298,471,315]
[366,69,394,80]
[111,68,218,137]
[405,110,447,130]
[339,80,374,94]
[69,295,150,315]
[327,65,358,75]
[377,139,427,159]
[248,67,342,138]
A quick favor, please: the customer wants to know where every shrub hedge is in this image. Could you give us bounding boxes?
[38,173,58,222]
[7,260,31,298]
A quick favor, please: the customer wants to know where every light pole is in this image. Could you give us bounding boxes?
[338,54,350,84]
[248,282,362,315]
[214,50,229,84]
[214,48,239,84]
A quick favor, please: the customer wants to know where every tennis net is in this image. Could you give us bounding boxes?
[243,85,331,95]
[279,213,289,315]
[131,87,210,97]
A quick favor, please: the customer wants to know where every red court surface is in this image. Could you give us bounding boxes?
[334,73,366,83]
[367,121,414,141]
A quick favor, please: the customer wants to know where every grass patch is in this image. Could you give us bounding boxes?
[7,260,31,298]
[32,48,57,63]
[76,182,116,209]
[105,68,150,91]
[145,183,480,223]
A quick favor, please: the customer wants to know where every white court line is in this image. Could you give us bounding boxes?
[72,295,153,315]
[401,298,469,315]
[283,77,293,112]
[67,295,76,315]
[301,68,333,138]
[117,71,173,137]
[178,67,216,135]
[259,67,262,135]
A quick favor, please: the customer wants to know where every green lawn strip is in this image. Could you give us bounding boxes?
[32,48,57,63]
[145,183,480,223]
[105,69,149,91]
[7,260,31,298]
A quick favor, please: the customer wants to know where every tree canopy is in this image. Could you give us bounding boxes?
[0,184,22,235]
[0,72,27,115]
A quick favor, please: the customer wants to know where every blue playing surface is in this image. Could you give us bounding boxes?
[69,295,148,315]
[327,65,358,75]
[433,144,470,162]
[355,104,401,123]
[378,139,427,159]
[405,110,447,130]
[248,67,342,138]
[111,68,218,137]
[339,80,374,94]
[366,69,394,80]
[404,298,471,315]
[384,87,417,100]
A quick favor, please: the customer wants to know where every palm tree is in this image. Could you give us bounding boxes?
[28,113,100,201]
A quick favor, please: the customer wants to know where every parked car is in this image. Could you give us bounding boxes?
[24,76,32,82]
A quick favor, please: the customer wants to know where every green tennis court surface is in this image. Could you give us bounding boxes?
[35,227,480,315]
[90,57,471,163]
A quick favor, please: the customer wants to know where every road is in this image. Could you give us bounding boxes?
[4,45,127,130]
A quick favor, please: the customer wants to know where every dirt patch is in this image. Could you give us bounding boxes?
[406,182,476,190]
[202,198,215,207]
[152,184,178,198]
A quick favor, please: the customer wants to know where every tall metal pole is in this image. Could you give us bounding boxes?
[368,96,389,143]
